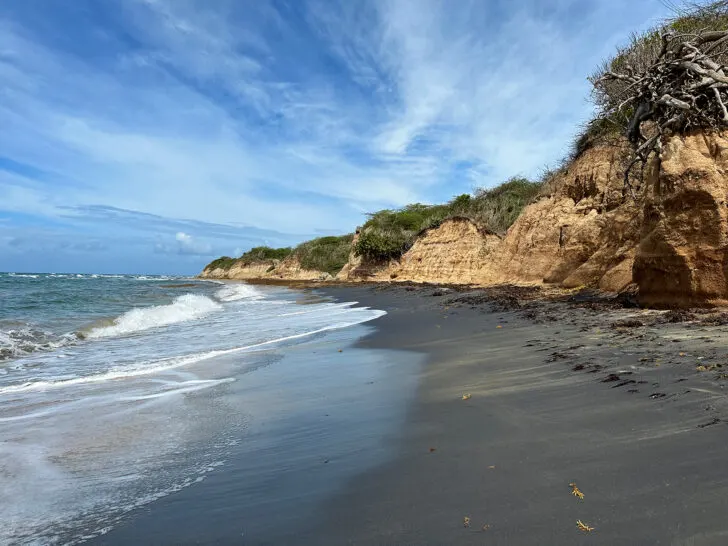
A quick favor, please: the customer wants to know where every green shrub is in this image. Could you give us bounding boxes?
[354,229,411,261]
[239,246,292,264]
[294,234,354,275]
[205,256,238,270]
[352,179,541,262]
[463,177,542,234]
[352,203,451,261]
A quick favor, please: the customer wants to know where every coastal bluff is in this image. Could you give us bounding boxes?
[200,132,728,307]
[200,254,332,282]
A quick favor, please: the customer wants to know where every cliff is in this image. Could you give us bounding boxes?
[336,218,502,285]
[336,132,728,305]
[480,132,728,306]
[199,255,331,282]
[201,132,728,306]
[200,260,276,280]
[485,142,640,293]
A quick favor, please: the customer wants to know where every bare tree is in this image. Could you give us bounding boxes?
[590,1,728,197]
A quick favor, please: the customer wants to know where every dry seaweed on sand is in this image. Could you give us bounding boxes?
[569,483,585,500]
[577,519,595,532]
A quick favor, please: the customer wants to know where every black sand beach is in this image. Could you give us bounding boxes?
[96,284,728,545]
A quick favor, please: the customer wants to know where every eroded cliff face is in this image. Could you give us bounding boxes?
[485,143,641,293]
[200,261,275,280]
[394,218,501,284]
[267,255,332,281]
[487,132,728,305]
[203,132,728,306]
[199,256,330,281]
[634,133,728,306]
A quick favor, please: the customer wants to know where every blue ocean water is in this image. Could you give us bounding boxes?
[0,273,389,544]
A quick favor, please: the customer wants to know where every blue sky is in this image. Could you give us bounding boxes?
[0,0,672,274]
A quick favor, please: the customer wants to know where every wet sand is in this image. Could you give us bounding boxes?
[306,284,728,545]
[97,283,728,545]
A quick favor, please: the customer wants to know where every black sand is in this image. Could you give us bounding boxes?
[309,285,728,545]
[97,284,728,545]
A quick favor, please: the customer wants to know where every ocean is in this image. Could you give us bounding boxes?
[0,273,417,544]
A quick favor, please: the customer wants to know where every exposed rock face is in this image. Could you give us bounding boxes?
[199,256,329,281]
[200,261,276,280]
[490,132,728,305]
[394,218,501,284]
[202,132,728,306]
[486,143,641,293]
[634,133,728,306]
[268,256,332,281]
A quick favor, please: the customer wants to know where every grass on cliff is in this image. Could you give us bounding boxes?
[239,246,292,264]
[353,177,541,262]
[293,235,354,275]
[204,178,540,272]
[206,256,239,271]
[205,246,291,271]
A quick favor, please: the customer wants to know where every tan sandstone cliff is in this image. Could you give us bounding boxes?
[336,132,728,305]
[483,142,641,293]
[201,261,276,280]
[199,255,330,282]
[203,131,728,307]
[337,218,502,284]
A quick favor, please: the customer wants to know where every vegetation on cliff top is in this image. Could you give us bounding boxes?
[204,5,728,277]
[204,246,291,271]
[205,256,239,271]
[293,235,354,275]
[204,238,353,276]
[353,177,541,262]
[203,176,541,273]
[576,1,728,163]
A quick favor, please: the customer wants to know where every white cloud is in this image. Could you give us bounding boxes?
[155,231,212,256]
[0,0,674,243]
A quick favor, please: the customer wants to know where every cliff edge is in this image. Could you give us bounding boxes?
[200,133,728,307]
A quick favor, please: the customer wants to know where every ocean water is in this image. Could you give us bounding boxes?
[0,273,391,544]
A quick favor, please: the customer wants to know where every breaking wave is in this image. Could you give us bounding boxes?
[86,295,222,339]
[214,284,264,302]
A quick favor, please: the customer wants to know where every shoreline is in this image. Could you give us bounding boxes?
[94,281,728,544]
[305,283,728,544]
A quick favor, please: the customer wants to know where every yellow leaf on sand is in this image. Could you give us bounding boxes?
[679,352,687,357]
[463,516,470,528]
[576,520,594,532]
[462,393,472,401]
[496,325,503,329]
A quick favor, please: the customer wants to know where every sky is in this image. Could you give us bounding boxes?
[0,0,674,275]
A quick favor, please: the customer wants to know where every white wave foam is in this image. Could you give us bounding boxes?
[278,301,358,317]
[1,311,386,394]
[7,273,39,278]
[215,284,264,302]
[0,328,78,361]
[86,294,222,340]
[118,378,236,401]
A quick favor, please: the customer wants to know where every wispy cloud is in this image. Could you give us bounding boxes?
[0,0,672,272]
